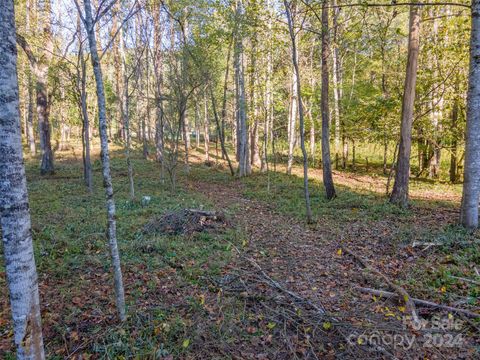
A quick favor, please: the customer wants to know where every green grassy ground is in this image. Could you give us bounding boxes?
[1,149,245,359]
[0,144,478,359]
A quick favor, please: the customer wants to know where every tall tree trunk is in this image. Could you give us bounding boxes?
[284,0,313,222]
[428,11,442,179]
[77,14,93,192]
[112,3,123,141]
[195,99,201,148]
[82,0,126,320]
[80,53,93,191]
[120,29,135,200]
[209,37,235,176]
[287,68,297,175]
[332,0,341,156]
[321,0,336,199]
[37,0,54,174]
[143,39,150,159]
[153,2,165,181]
[262,0,273,172]
[308,47,316,162]
[25,0,36,155]
[450,90,459,183]
[0,1,45,356]
[390,6,420,207]
[204,92,210,162]
[460,1,480,228]
[181,11,191,173]
[234,0,249,177]
[249,32,261,168]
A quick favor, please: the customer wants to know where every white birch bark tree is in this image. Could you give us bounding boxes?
[461,0,480,228]
[76,0,126,321]
[0,0,45,357]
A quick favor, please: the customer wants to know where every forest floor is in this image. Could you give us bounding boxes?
[0,143,479,359]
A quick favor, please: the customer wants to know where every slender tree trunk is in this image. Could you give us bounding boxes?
[450,91,459,183]
[287,68,297,175]
[82,0,126,320]
[383,127,388,175]
[390,6,421,207]
[182,112,191,172]
[153,2,165,181]
[195,99,201,148]
[120,29,135,200]
[284,0,313,222]
[234,0,249,177]
[428,11,442,179]
[308,46,316,162]
[461,1,480,228]
[80,58,93,191]
[321,0,336,199]
[36,0,54,174]
[77,15,93,192]
[112,3,123,141]
[143,42,150,159]
[26,69,36,155]
[332,0,341,156]
[25,0,36,155]
[209,38,235,176]
[262,0,273,172]
[0,1,45,356]
[210,89,235,175]
[249,33,261,168]
[204,92,210,162]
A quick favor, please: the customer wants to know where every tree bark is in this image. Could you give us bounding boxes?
[332,0,341,156]
[450,90,459,183]
[284,0,313,222]
[0,1,45,356]
[287,68,298,175]
[234,0,249,177]
[390,6,420,207]
[120,29,135,200]
[321,0,336,200]
[262,0,273,172]
[153,2,165,181]
[25,0,36,155]
[204,92,210,162]
[461,1,480,228]
[81,0,126,320]
[38,0,54,174]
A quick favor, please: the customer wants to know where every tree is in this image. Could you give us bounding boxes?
[0,0,45,357]
[460,0,480,229]
[234,0,250,177]
[284,0,313,222]
[320,0,336,200]
[17,0,55,174]
[390,6,421,207]
[75,16,93,192]
[24,0,36,155]
[76,0,126,321]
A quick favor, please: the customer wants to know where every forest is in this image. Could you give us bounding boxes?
[0,0,480,359]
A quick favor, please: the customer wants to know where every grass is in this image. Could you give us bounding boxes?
[226,156,479,314]
[1,142,478,358]
[240,170,410,222]
[0,146,245,358]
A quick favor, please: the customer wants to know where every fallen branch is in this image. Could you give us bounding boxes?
[342,246,420,323]
[357,287,480,319]
[243,254,327,316]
